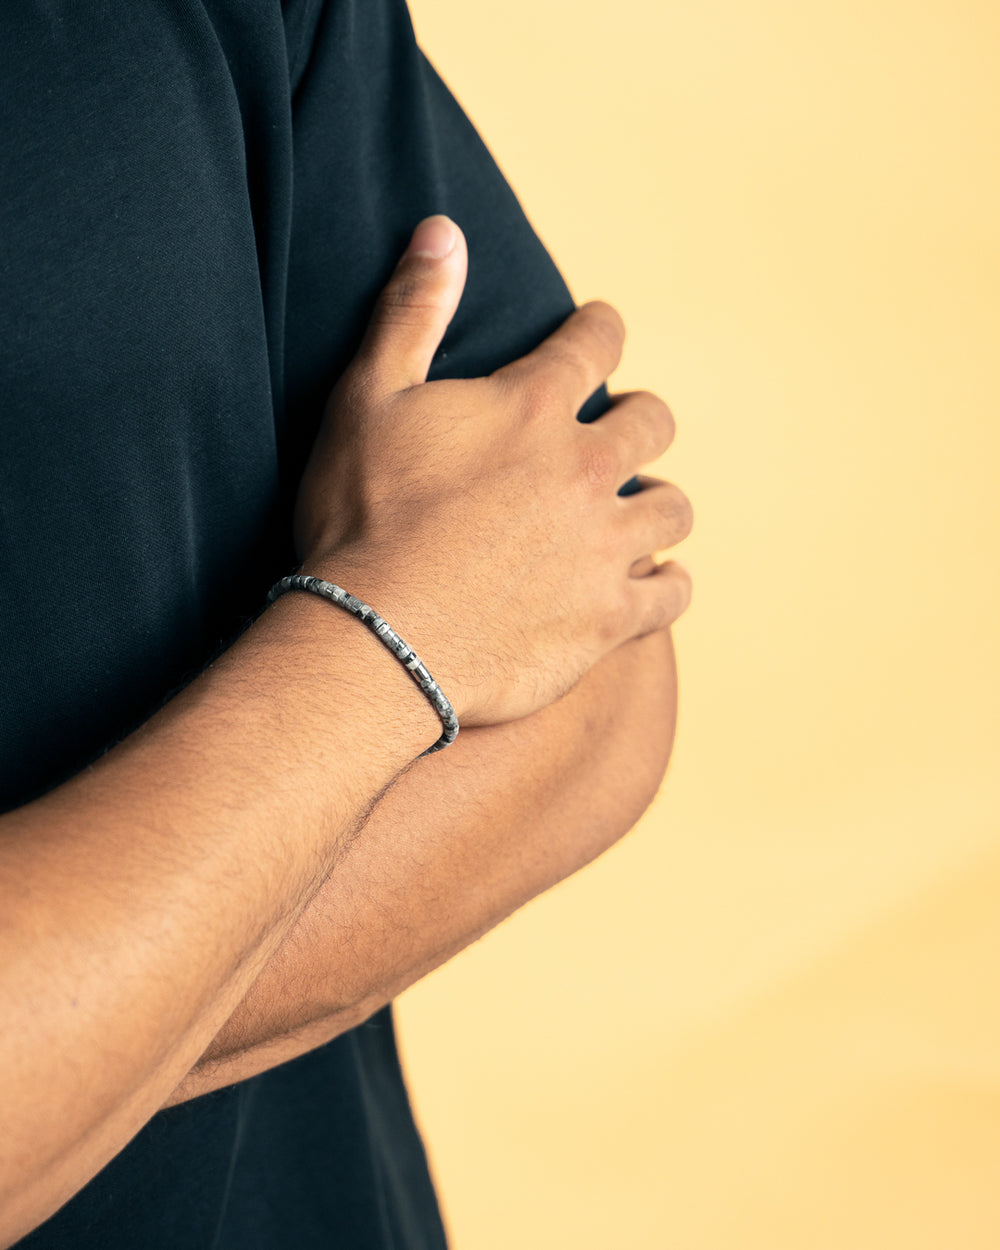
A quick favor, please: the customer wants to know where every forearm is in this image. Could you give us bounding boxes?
[167,624,678,1105]
[0,591,437,1245]
[0,214,692,1241]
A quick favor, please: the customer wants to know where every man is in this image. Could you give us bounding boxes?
[0,1,692,1244]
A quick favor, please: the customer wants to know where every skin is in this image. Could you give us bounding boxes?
[166,623,678,1105]
[0,216,692,1245]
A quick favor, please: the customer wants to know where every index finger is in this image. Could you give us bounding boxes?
[492,300,626,412]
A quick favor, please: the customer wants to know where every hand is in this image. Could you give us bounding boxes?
[294,215,692,726]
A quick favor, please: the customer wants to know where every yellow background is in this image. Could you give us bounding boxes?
[398,1,1000,1245]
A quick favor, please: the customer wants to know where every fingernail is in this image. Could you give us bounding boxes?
[406,215,457,259]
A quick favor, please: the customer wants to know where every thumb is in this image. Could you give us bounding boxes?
[358,215,468,395]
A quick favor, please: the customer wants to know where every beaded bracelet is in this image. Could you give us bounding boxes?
[266,574,459,755]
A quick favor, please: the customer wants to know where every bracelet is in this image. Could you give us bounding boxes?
[266,573,459,755]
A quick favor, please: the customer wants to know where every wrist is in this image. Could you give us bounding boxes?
[261,577,444,765]
[296,545,467,717]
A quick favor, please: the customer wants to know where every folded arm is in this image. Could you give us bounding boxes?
[0,219,691,1245]
[167,622,678,1105]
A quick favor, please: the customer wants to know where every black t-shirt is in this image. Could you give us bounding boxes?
[1,1,606,1244]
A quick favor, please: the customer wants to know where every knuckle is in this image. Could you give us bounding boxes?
[491,360,574,425]
[375,270,441,325]
[585,319,622,366]
[674,563,694,609]
[654,484,694,537]
[676,490,695,537]
[641,391,675,443]
[658,568,693,628]
[578,439,620,491]
[582,299,626,345]
[625,391,674,456]
[526,370,571,420]
[646,598,671,635]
